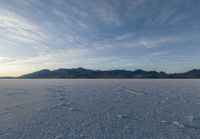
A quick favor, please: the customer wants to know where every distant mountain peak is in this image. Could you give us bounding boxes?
[39,69,51,72]
[19,68,200,79]
[77,67,85,70]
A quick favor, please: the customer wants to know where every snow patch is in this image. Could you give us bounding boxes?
[125,89,144,95]
[116,114,124,118]
[55,134,64,139]
[172,121,184,128]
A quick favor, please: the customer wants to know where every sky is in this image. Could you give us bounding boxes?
[0,0,200,76]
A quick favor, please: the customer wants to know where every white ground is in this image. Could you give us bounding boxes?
[0,79,200,139]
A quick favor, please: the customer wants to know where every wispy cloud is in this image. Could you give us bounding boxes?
[0,0,200,75]
[0,9,50,53]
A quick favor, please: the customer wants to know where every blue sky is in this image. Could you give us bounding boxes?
[0,0,200,76]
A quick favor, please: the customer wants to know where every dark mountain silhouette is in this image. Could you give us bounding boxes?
[19,68,200,79]
[168,69,200,78]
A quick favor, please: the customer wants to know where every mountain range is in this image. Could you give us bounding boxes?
[19,68,200,79]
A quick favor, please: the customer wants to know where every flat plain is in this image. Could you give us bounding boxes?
[0,79,200,139]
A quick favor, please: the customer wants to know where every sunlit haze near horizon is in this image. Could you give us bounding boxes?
[0,0,200,76]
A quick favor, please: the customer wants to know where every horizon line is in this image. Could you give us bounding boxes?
[1,67,199,78]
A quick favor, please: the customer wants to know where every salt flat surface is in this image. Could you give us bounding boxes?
[0,79,200,139]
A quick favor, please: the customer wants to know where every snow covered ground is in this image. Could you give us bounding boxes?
[0,79,200,139]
